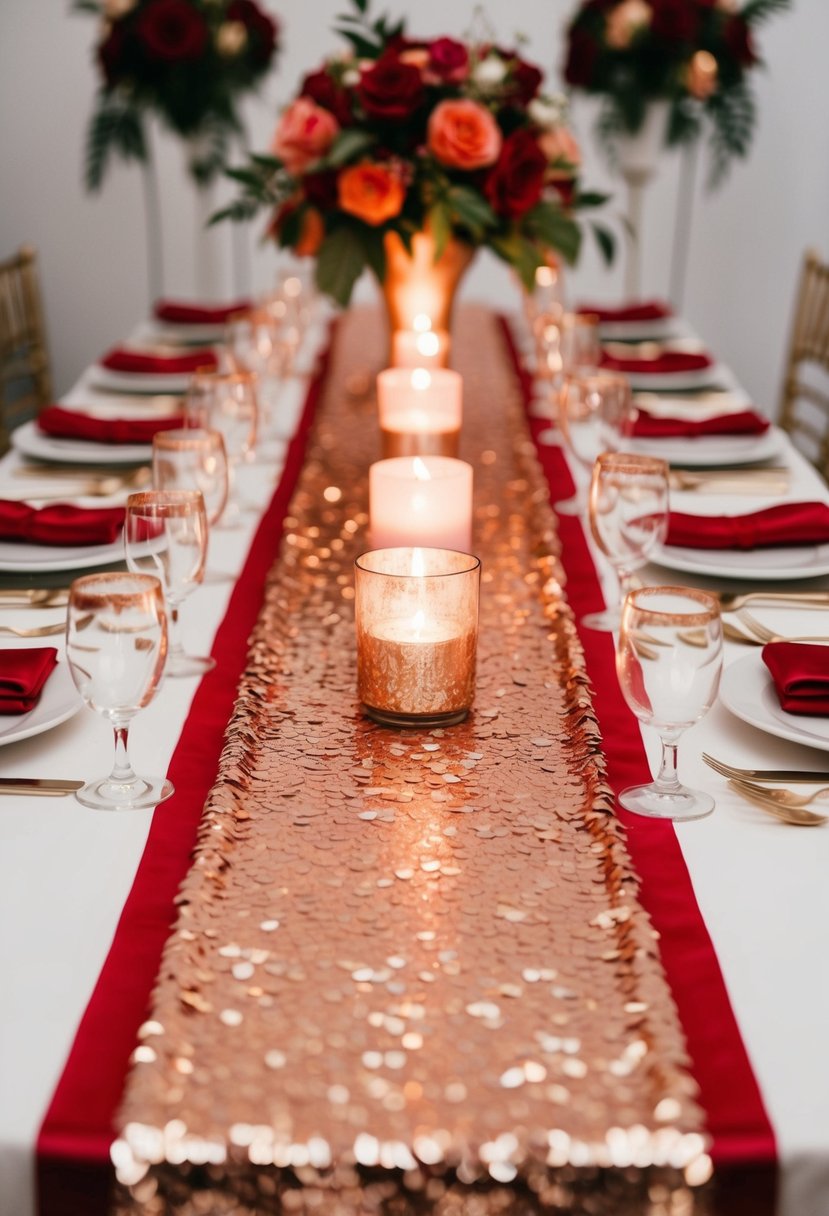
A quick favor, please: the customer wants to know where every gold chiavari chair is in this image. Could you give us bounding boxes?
[0,244,52,453]
[778,248,829,481]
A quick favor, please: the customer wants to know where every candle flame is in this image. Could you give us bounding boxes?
[412,608,426,638]
[416,332,440,357]
[535,265,555,288]
[411,368,431,392]
[412,457,431,482]
[413,314,432,333]
[411,548,426,577]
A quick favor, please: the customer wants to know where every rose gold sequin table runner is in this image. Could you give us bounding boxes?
[113,307,709,1214]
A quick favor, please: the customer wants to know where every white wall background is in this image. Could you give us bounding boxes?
[1,0,827,413]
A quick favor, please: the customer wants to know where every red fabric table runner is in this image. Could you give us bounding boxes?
[35,351,330,1216]
[498,318,777,1214]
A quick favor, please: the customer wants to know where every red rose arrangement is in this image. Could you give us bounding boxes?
[218,1,612,306]
[76,0,280,188]
[563,0,790,182]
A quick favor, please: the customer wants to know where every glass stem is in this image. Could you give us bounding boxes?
[110,723,138,788]
[168,603,184,660]
[655,735,682,793]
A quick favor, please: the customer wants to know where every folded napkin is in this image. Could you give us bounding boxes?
[0,647,59,714]
[666,501,829,550]
[38,405,184,445]
[0,500,124,546]
[601,349,714,376]
[633,408,770,439]
[578,300,672,324]
[100,347,217,375]
[762,642,829,716]
[154,298,252,325]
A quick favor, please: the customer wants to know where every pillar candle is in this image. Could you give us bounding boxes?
[369,456,473,552]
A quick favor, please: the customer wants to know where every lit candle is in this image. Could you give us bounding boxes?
[392,316,450,369]
[355,547,480,728]
[369,456,473,551]
[376,367,462,459]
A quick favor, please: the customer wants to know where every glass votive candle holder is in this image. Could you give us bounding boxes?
[355,547,481,729]
[376,368,462,458]
[369,456,473,552]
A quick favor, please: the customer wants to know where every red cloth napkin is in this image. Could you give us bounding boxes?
[666,502,829,550]
[154,299,252,325]
[578,300,672,324]
[0,500,124,546]
[601,349,714,375]
[38,406,184,445]
[0,647,59,714]
[100,347,217,375]
[632,409,770,439]
[762,642,829,716]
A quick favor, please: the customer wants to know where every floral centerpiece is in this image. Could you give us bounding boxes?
[562,0,790,183]
[76,0,280,188]
[217,1,612,312]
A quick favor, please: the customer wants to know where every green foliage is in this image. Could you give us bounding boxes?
[85,95,146,191]
[524,202,582,266]
[316,224,369,306]
[706,80,756,186]
[741,0,791,24]
[334,0,405,59]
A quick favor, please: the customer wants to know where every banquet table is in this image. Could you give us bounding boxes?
[1,304,828,1216]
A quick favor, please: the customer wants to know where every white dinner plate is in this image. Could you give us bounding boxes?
[652,537,829,582]
[630,426,784,468]
[0,661,83,748]
[136,319,226,345]
[719,651,829,754]
[0,534,161,574]
[88,364,192,395]
[595,317,682,342]
[624,364,728,393]
[11,420,152,466]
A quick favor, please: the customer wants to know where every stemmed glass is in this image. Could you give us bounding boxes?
[152,427,229,527]
[66,572,173,811]
[124,489,212,678]
[616,586,723,821]
[584,452,670,632]
[184,369,258,527]
[224,309,286,445]
[556,369,634,514]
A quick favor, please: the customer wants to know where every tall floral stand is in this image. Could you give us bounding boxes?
[616,101,669,300]
[382,230,475,364]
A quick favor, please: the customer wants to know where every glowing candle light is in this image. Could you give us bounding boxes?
[369,456,473,551]
[376,368,462,458]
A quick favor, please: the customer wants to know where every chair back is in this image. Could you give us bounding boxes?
[778,248,829,481]
[0,244,52,452]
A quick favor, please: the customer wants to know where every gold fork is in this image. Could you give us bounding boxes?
[703,752,828,784]
[716,590,829,613]
[735,609,829,645]
[0,622,65,638]
[727,777,828,825]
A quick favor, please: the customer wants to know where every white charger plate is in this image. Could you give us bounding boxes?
[0,534,161,575]
[719,651,829,754]
[630,426,784,469]
[88,364,192,395]
[0,661,83,747]
[652,537,829,582]
[12,420,152,466]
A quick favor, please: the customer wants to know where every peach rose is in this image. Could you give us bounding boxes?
[295,207,325,256]
[605,0,653,50]
[427,99,502,171]
[337,162,406,226]
[538,126,582,171]
[271,97,339,174]
[685,50,719,101]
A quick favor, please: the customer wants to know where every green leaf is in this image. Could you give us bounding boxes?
[209,198,262,225]
[522,202,582,266]
[428,202,452,260]
[84,98,146,191]
[572,191,610,210]
[741,0,791,24]
[315,225,367,306]
[352,0,369,13]
[358,228,386,283]
[590,222,615,266]
[490,233,543,291]
[250,153,282,171]
[335,28,381,58]
[322,128,376,168]
[446,185,496,239]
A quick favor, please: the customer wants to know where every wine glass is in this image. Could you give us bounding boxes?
[535,312,602,436]
[152,427,229,527]
[66,572,173,811]
[555,369,633,515]
[124,489,212,678]
[224,308,286,444]
[616,586,723,821]
[584,452,670,632]
[184,369,258,527]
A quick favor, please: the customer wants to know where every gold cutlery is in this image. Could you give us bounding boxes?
[734,609,828,645]
[0,778,84,796]
[604,338,705,360]
[0,588,69,607]
[669,468,790,495]
[13,467,151,497]
[703,753,829,784]
[727,778,827,826]
[0,622,66,638]
[715,590,829,613]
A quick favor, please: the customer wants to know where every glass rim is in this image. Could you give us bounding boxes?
[188,368,257,386]
[126,488,205,512]
[152,426,225,449]
[623,584,721,625]
[69,570,164,604]
[356,547,480,579]
[594,451,669,476]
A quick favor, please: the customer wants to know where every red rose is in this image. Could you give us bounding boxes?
[426,37,469,83]
[564,28,599,87]
[505,56,544,105]
[302,169,339,211]
[301,68,353,127]
[649,0,699,44]
[98,23,127,87]
[485,129,546,219]
[357,54,425,121]
[227,0,278,67]
[136,0,208,62]
[723,15,758,67]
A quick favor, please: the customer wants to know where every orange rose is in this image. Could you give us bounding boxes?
[337,162,405,226]
[295,207,324,256]
[427,98,502,170]
[685,50,718,101]
[271,97,339,174]
[605,0,653,50]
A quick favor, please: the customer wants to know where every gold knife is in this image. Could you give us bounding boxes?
[0,778,84,795]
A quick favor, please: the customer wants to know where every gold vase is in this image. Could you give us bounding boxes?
[381,229,475,364]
